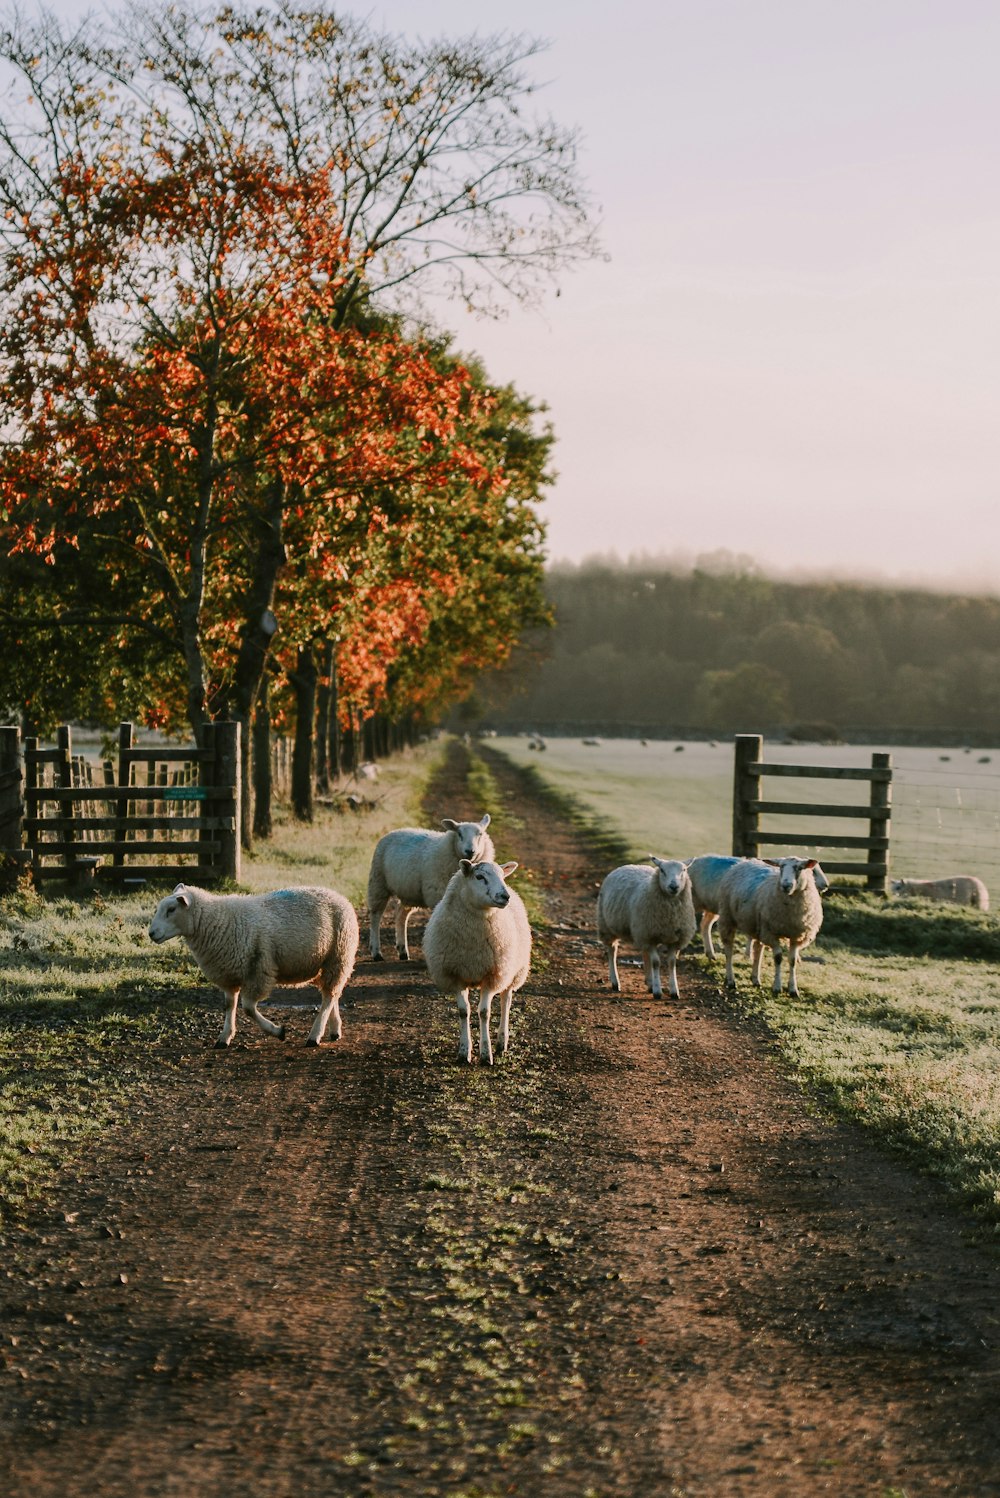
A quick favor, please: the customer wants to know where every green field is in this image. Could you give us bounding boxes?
[491,734,1000,890]
[490,735,1000,1240]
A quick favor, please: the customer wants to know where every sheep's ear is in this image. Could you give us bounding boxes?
[500,861,518,878]
[460,859,475,876]
[442,818,459,832]
[802,858,817,870]
[172,883,191,906]
[480,813,491,829]
[763,858,780,867]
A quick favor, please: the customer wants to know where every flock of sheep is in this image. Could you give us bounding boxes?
[147,805,990,1065]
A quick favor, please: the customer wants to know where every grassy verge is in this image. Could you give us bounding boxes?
[0,739,445,1229]
[487,745,1000,1241]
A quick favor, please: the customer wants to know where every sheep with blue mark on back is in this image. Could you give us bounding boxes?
[423,858,532,1065]
[596,856,696,1000]
[716,856,823,997]
[148,883,359,1048]
[367,814,494,961]
[687,853,829,961]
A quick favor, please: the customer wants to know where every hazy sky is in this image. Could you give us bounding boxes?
[43,1,1000,586]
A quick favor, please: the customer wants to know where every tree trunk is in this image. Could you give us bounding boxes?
[328,654,341,781]
[253,674,274,841]
[315,638,334,794]
[291,644,318,821]
[231,479,286,847]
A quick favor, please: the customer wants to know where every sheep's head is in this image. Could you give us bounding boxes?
[148,883,193,943]
[649,856,689,897]
[766,857,818,894]
[459,858,517,909]
[443,813,492,860]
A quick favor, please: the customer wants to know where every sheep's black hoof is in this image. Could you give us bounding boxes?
[277,1024,287,1040]
[370,951,384,962]
[214,1038,230,1050]
[305,1037,319,1047]
[397,953,410,963]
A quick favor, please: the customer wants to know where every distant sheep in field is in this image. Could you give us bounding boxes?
[890,875,989,911]
[596,857,696,1000]
[148,884,359,1048]
[423,859,532,1065]
[716,856,823,998]
[687,853,830,961]
[367,815,494,961]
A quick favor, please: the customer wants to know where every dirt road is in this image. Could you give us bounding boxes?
[2,742,999,1496]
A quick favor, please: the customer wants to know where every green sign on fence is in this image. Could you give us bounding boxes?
[163,786,208,802]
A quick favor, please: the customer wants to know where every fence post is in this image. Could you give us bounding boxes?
[0,726,29,889]
[732,734,763,857]
[867,751,892,894]
[206,720,241,883]
[114,723,134,877]
[56,724,80,881]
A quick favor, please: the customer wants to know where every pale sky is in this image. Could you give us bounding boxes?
[43,1,1000,587]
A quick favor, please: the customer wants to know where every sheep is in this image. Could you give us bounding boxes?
[716,856,823,998]
[686,853,830,961]
[148,883,359,1049]
[890,875,989,911]
[423,859,532,1065]
[367,814,494,961]
[596,857,696,1000]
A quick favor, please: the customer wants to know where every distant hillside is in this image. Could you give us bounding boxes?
[473,561,1000,741]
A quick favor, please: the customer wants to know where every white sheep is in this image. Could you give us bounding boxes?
[890,875,989,910]
[367,814,494,961]
[148,883,359,1049]
[716,856,823,997]
[596,857,696,1000]
[423,859,532,1065]
[687,853,830,960]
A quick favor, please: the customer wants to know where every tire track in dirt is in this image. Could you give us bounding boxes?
[0,739,999,1497]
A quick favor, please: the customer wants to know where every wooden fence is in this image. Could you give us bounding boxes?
[0,721,240,888]
[732,733,892,892]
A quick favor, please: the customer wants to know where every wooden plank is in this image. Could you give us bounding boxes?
[750,799,878,818]
[119,748,211,764]
[25,785,234,804]
[25,816,236,833]
[750,761,892,783]
[32,838,221,857]
[755,831,890,850]
[98,864,219,883]
[815,860,888,878]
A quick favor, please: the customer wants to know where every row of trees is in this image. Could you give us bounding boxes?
[477,560,1000,737]
[0,2,601,842]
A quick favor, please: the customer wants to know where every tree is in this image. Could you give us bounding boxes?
[0,3,595,837]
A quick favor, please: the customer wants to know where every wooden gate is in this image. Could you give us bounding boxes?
[0,721,240,887]
[732,734,891,892]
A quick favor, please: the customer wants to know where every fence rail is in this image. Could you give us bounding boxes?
[732,734,892,891]
[1,721,240,887]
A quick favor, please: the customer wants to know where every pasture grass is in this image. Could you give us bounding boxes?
[0,740,445,1226]
[491,739,1000,1240]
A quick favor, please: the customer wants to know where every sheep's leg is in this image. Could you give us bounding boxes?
[664,947,681,1000]
[721,928,737,988]
[770,942,784,995]
[749,939,765,988]
[478,988,495,1066]
[240,978,286,1041]
[647,947,663,998]
[605,939,622,993]
[498,989,513,1057]
[785,939,801,998]
[455,989,473,1063]
[216,988,240,1049]
[368,898,388,961]
[307,978,346,1046]
[701,911,718,961]
[395,902,413,961]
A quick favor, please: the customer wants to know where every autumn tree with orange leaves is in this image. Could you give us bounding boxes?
[0,2,598,840]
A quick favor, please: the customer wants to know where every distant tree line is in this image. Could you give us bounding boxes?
[475,560,1000,739]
